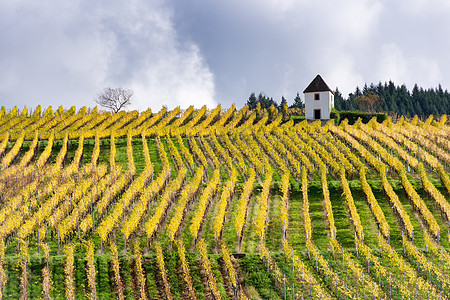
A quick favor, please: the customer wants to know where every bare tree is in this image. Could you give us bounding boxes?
[95,87,133,113]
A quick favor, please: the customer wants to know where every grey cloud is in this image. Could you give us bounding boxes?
[0,0,215,111]
[1,0,450,111]
[172,0,450,104]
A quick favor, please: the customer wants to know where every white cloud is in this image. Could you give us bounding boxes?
[412,57,441,87]
[377,42,442,90]
[394,0,450,15]
[296,0,384,96]
[2,0,450,112]
[174,0,386,101]
[327,0,383,42]
[224,0,383,40]
[378,43,408,83]
[325,54,365,96]
[0,0,216,111]
[130,43,216,110]
[171,0,450,104]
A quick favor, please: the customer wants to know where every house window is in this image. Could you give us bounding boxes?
[314,93,320,100]
[314,109,321,119]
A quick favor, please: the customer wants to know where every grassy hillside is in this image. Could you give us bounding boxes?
[0,105,449,299]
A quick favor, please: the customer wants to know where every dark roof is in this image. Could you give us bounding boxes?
[303,75,334,95]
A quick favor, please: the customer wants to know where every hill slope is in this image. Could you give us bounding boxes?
[0,106,449,299]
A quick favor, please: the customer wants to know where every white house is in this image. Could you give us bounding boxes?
[303,75,334,119]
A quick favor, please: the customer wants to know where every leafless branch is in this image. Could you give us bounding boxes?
[95,87,133,113]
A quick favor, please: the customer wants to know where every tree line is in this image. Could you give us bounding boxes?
[246,92,304,110]
[97,81,449,119]
[244,81,449,118]
[335,81,450,118]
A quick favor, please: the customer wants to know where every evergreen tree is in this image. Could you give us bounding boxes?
[411,84,424,117]
[247,81,449,117]
[247,93,258,110]
[258,93,268,109]
[269,97,278,110]
[335,80,449,116]
[280,96,287,109]
[334,88,346,110]
[290,92,304,108]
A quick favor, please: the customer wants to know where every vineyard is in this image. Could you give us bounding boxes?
[0,104,449,299]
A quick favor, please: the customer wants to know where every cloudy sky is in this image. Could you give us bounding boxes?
[1,0,449,111]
